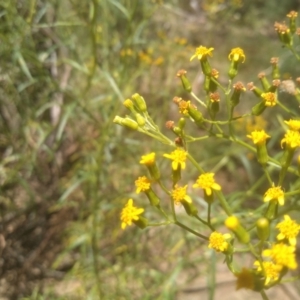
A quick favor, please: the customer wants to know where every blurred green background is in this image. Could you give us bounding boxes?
[0,0,299,299]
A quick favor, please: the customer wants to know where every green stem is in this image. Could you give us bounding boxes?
[175,221,208,240]
[260,289,269,300]
[215,191,232,216]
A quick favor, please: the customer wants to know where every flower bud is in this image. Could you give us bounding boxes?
[231,82,246,107]
[145,189,160,207]
[256,218,270,241]
[264,201,278,220]
[135,113,146,126]
[176,69,192,92]
[178,117,186,130]
[247,82,263,98]
[225,216,250,244]
[251,101,266,116]
[113,116,138,130]
[201,59,212,76]
[182,200,198,216]
[132,93,147,112]
[258,73,270,91]
[287,11,298,34]
[270,57,280,80]
[133,216,148,229]
[188,105,204,127]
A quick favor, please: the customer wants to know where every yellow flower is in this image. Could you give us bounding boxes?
[263,243,297,269]
[284,119,300,131]
[171,184,192,205]
[193,173,221,196]
[120,199,144,230]
[228,47,245,63]
[253,261,282,285]
[281,130,300,148]
[178,100,191,115]
[235,268,254,290]
[261,92,276,107]
[135,176,151,194]
[276,215,300,246]
[247,130,270,145]
[263,185,284,206]
[140,152,156,165]
[208,231,231,252]
[163,148,187,170]
[190,46,214,61]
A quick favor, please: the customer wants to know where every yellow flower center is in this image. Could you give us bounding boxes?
[254,261,282,285]
[247,130,270,145]
[171,185,191,205]
[281,130,300,148]
[190,46,214,61]
[284,119,300,131]
[140,152,156,165]
[193,173,221,195]
[163,148,187,170]
[135,176,151,193]
[276,215,300,245]
[261,92,276,107]
[264,186,284,205]
[120,199,144,229]
[208,232,230,252]
[263,243,297,269]
[228,47,246,63]
[178,100,191,115]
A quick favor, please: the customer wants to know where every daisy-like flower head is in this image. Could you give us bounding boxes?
[120,199,144,230]
[263,243,297,269]
[264,185,284,206]
[281,130,300,149]
[171,184,192,205]
[261,92,276,107]
[284,119,300,131]
[193,172,221,196]
[228,47,246,63]
[208,231,231,252]
[178,100,191,115]
[135,176,151,194]
[247,130,270,145]
[235,268,254,290]
[163,148,187,170]
[190,46,214,61]
[253,261,282,286]
[140,152,156,166]
[287,11,298,19]
[276,215,300,246]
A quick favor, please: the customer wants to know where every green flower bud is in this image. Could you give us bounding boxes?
[188,105,204,127]
[256,218,270,241]
[176,69,192,93]
[258,73,271,91]
[270,57,280,80]
[264,200,278,220]
[133,216,148,229]
[135,113,146,126]
[182,200,198,216]
[132,93,147,112]
[251,101,266,116]
[145,189,160,207]
[225,216,250,244]
[201,59,212,76]
[113,116,139,130]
